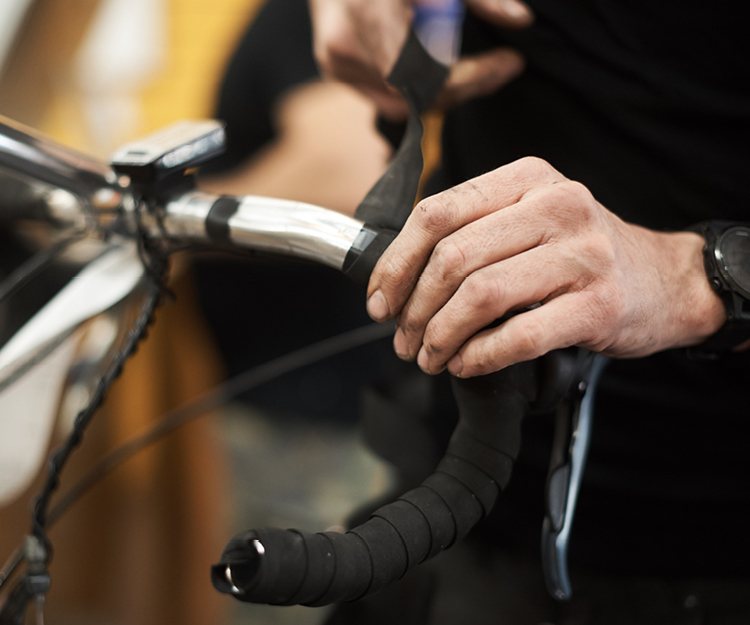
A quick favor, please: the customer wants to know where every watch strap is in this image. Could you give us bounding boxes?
[687,221,750,355]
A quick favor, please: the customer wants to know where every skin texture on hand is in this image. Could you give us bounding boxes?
[366,157,728,377]
[308,0,532,119]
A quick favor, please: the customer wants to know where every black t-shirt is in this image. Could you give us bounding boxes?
[443,0,750,228]
[203,0,750,578]
[439,0,750,576]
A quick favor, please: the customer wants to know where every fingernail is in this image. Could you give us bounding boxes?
[448,354,463,377]
[393,329,411,360]
[367,290,389,321]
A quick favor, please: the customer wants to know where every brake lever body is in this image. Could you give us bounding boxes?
[540,352,608,600]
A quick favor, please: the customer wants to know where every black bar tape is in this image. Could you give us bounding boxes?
[371,499,432,568]
[399,486,457,558]
[387,29,449,113]
[354,31,448,231]
[446,423,516,486]
[450,369,538,460]
[306,531,372,606]
[211,362,540,607]
[342,226,397,287]
[285,531,336,605]
[422,473,483,544]
[436,454,500,515]
[205,196,240,243]
[349,517,409,595]
[249,528,308,604]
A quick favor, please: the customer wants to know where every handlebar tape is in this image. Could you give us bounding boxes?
[210,28,532,608]
[211,362,539,605]
[353,30,448,232]
[341,225,397,287]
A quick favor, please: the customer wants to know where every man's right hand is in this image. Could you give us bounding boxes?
[308,0,533,119]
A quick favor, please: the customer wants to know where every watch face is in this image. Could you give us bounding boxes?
[717,226,750,299]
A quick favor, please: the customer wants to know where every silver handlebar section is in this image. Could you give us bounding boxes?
[1,115,370,272]
[156,190,367,271]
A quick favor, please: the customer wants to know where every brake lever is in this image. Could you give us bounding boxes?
[540,352,608,600]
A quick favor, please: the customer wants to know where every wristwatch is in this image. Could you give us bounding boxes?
[689,221,750,354]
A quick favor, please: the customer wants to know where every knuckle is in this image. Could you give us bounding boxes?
[560,179,590,200]
[579,286,622,346]
[380,251,407,278]
[595,283,624,323]
[422,323,448,356]
[375,253,414,302]
[431,239,468,280]
[560,233,617,287]
[555,180,597,219]
[517,155,554,178]
[516,316,548,357]
[464,342,500,376]
[415,194,458,236]
[462,274,503,311]
[567,236,618,296]
[398,313,422,337]
[375,255,401,288]
[538,180,601,233]
[512,156,567,183]
[585,232,617,268]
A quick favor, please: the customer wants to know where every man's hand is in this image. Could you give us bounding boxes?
[365,157,728,377]
[309,0,532,119]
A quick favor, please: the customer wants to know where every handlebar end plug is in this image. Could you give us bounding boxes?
[211,533,262,598]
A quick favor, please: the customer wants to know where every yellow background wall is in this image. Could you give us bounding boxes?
[0,0,263,155]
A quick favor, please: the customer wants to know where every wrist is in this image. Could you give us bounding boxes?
[674,231,727,345]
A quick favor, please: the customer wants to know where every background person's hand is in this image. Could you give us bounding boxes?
[365,157,728,377]
[308,0,532,119]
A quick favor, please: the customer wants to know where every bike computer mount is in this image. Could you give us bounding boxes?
[109,120,226,190]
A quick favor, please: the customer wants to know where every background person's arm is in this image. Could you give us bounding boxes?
[308,0,532,119]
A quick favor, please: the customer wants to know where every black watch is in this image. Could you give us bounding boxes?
[688,221,750,354]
